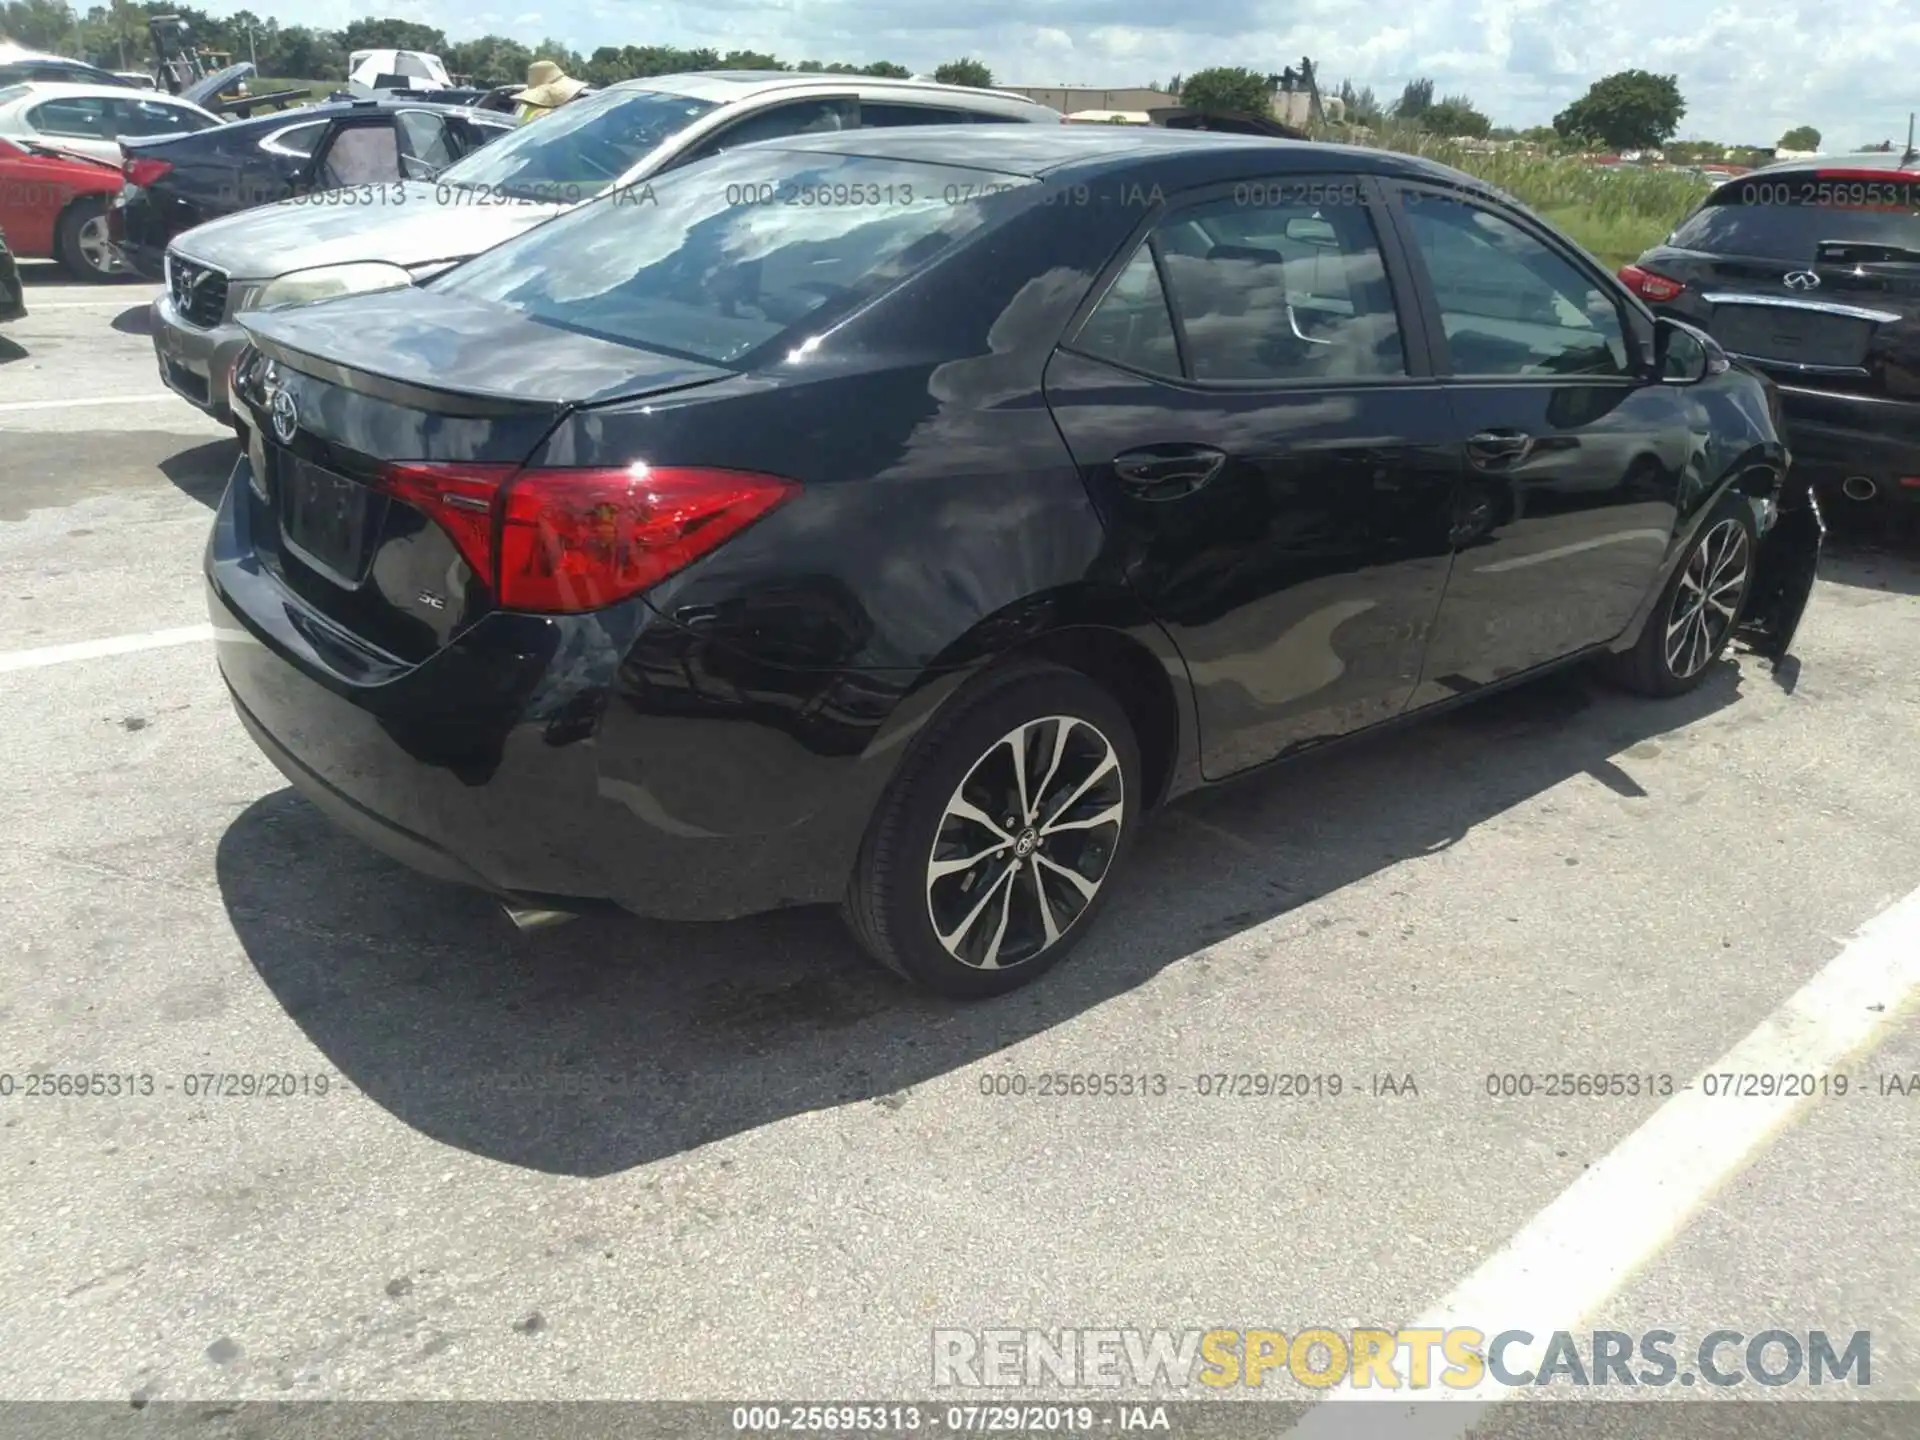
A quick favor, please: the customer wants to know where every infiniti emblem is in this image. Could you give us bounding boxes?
[1783,270,1820,290]
[268,384,298,446]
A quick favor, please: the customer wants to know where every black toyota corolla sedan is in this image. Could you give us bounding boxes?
[211,126,1823,997]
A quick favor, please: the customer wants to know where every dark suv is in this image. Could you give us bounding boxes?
[1621,152,1920,518]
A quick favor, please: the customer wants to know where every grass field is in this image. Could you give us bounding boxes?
[1360,123,1715,268]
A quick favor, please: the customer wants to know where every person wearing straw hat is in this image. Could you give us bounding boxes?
[515,59,589,123]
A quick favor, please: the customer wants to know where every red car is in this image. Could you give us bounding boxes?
[0,134,126,280]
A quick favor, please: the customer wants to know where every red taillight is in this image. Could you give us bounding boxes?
[1619,263,1685,303]
[376,462,798,615]
[125,157,172,188]
[1899,476,1920,490]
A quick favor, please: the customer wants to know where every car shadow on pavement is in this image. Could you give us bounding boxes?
[112,304,152,336]
[0,335,24,364]
[216,660,1748,1177]
[160,439,239,506]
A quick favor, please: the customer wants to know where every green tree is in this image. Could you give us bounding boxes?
[533,37,585,75]
[1179,65,1272,118]
[1778,124,1820,150]
[1552,69,1685,151]
[1337,79,1381,125]
[1,0,78,50]
[931,56,991,87]
[1393,76,1434,121]
[1423,93,1490,137]
[338,18,448,55]
[445,34,532,85]
[861,60,910,77]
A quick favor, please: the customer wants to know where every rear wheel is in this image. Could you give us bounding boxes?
[1601,494,1756,696]
[841,664,1140,998]
[54,197,120,282]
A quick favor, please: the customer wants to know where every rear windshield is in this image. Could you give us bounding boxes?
[436,149,1037,365]
[1670,172,1920,260]
[434,87,720,202]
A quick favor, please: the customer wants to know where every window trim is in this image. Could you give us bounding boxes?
[1377,177,1654,385]
[1057,171,1438,391]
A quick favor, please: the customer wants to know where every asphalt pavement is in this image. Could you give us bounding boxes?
[1,265,1916,1433]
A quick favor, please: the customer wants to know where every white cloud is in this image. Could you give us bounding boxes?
[202,0,1920,147]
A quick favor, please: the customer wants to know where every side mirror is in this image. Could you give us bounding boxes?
[1653,316,1711,385]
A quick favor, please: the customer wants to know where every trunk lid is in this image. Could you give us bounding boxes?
[232,286,733,662]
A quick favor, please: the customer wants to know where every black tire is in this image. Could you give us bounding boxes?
[54,197,119,282]
[1599,493,1757,697]
[841,663,1142,998]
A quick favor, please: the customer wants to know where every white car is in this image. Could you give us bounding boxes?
[0,81,221,164]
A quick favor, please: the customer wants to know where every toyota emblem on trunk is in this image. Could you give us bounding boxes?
[1783,270,1820,290]
[268,384,298,445]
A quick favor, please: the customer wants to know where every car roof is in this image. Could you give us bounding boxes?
[1741,150,1920,177]
[611,69,1053,113]
[730,123,1489,189]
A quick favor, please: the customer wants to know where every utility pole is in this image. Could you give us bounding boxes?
[246,24,256,69]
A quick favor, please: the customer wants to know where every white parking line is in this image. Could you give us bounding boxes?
[1281,881,1920,1435]
[0,624,214,674]
[0,394,177,414]
[21,300,150,309]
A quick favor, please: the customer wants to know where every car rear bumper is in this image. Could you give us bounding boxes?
[205,455,893,922]
[152,291,245,421]
[1776,385,1920,504]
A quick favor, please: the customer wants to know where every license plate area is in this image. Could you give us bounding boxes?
[1709,305,1872,368]
[276,452,384,587]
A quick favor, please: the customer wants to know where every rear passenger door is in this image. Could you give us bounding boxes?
[1044,174,1464,779]
[310,118,404,189]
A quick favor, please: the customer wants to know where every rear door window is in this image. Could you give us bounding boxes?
[315,122,402,186]
[26,95,111,141]
[113,97,216,136]
[1141,185,1409,382]
[1669,173,1920,260]
[1071,247,1182,376]
[859,103,970,127]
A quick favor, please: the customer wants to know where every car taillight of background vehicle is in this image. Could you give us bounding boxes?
[124,157,172,188]
[1619,264,1685,303]
[377,462,799,614]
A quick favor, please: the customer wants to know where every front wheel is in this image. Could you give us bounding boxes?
[841,665,1141,998]
[1601,494,1756,697]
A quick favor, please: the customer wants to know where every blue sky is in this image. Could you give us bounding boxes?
[234,0,1920,149]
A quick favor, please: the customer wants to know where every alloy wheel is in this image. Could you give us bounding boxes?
[77,216,119,277]
[923,715,1125,971]
[1664,517,1750,679]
